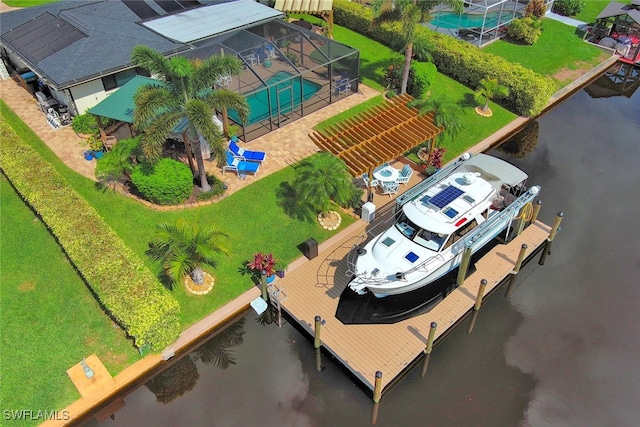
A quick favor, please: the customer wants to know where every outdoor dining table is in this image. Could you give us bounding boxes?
[373,165,400,184]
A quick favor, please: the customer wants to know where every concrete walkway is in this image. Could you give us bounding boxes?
[546,11,588,29]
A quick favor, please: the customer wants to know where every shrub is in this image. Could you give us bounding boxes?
[525,0,547,18]
[552,0,585,17]
[0,120,180,351]
[383,61,436,98]
[131,158,193,205]
[507,17,543,45]
[332,0,554,116]
[71,113,98,135]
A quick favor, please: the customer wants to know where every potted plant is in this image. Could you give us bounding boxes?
[85,134,104,159]
[228,124,241,142]
[247,252,278,284]
[275,262,287,278]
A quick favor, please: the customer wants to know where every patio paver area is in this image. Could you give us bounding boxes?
[0,76,379,199]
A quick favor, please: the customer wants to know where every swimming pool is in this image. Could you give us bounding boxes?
[230,71,321,125]
[430,11,517,29]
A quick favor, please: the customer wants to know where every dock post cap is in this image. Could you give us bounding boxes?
[557,211,564,217]
[315,315,321,321]
[521,244,528,249]
[480,279,487,284]
[536,200,542,205]
[375,371,383,378]
[430,321,437,328]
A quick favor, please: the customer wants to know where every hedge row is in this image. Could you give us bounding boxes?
[332,0,555,116]
[0,120,180,351]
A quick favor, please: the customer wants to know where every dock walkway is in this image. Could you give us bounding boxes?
[276,207,551,394]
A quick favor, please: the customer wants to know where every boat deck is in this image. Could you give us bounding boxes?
[274,210,551,395]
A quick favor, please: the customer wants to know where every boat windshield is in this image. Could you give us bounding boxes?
[395,213,447,251]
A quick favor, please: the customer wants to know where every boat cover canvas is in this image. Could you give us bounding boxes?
[461,154,528,188]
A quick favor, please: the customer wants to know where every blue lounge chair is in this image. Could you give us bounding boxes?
[223,151,260,178]
[397,164,413,185]
[229,140,266,164]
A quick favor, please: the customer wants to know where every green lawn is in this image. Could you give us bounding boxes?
[0,175,140,424]
[290,14,402,91]
[1,102,355,332]
[3,0,58,6]
[483,18,608,89]
[573,0,631,24]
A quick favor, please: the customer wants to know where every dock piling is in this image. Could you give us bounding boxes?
[373,371,383,403]
[420,322,438,378]
[314,316,322,371]
[531,200,542,224]
[505,244,528,298]
[539,212,563,265]
[456,244,473,287]
[467,279,488,333]
[260,270,268,301]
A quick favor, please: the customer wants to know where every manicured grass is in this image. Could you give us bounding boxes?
[573,0,631,24]
[1,102,355,331]
[314,74,516,166]
[0,175,140,425]
[3,0,58,6]
[483,18,608,89]
[289,14,402,91]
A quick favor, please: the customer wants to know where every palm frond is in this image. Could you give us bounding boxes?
[131,45,173,78]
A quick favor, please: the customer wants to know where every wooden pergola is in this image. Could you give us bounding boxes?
[308,93,443,179]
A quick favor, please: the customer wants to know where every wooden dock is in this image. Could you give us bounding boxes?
[274,210,552,396]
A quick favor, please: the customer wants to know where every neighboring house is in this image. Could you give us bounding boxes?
[0,0,282,115]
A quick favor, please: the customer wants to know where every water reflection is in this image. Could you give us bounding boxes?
[498,120,539,159]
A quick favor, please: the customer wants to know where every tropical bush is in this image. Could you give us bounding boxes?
[0,122,181,351]
[131,158,193,205]
[384,61,437,98]
[553,0,585,17]
[332,0,554,116]
[525,0,547,18]
[71,113,98,135]
[507,17,543,45]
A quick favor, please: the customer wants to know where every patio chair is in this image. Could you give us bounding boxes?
[397,164,413,185]
[381,181,399,197]
[223,150,260,178]
[228,140,266,163]
[362,173,379,188]
[336,78,351,96]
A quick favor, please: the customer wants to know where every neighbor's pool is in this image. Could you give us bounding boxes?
[430,11,516,29]
[230,71,321,125]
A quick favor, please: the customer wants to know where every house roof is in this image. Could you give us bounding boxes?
[0,0,282,89]
[142,0,283,43]
[596,1,640,23]
[87,75,161,123]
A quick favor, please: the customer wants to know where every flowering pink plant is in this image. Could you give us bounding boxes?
[247,252,277,277]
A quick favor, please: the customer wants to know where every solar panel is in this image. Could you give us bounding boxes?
[122,0,159,19]
[3,13,86,63]
[155,0,184,13]
[429,185,464,209]
[177,0,200,8]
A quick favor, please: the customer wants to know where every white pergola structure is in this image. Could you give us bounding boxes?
[273,0,334,37]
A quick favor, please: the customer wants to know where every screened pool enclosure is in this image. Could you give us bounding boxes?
[428,0,555,47]
[184,19,359,141]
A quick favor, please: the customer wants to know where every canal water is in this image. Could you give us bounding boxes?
[87,66,640,427]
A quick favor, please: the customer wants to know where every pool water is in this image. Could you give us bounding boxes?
[430,11,516,29]
[230,71,321,125]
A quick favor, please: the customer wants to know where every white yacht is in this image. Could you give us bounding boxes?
[348,153,540,298]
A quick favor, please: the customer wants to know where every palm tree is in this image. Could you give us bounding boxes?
[147,218,229,288]
[192,318,246,370]
[372,0,463,95]
[94,137,140,187]
[408,95,463,165]
[474,77,509,115]
[131,46,249,192]
[293,153,355,221]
